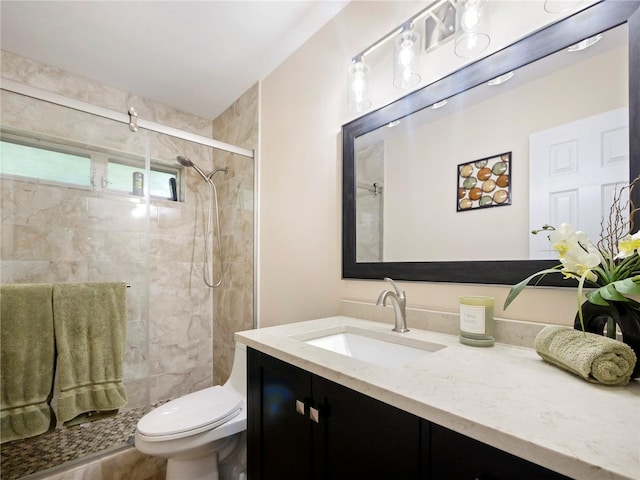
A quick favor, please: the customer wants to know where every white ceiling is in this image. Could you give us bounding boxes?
[0,1,349,120]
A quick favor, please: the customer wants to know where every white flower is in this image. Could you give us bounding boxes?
[559,242,601,283]
[548,223,590,258]
[616,231,640,259]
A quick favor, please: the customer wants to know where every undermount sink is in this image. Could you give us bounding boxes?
[301,327,445,368]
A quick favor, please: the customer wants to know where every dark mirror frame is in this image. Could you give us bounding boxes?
[342,0,640,286]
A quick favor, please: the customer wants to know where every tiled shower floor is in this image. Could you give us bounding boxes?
[1,406,146,480]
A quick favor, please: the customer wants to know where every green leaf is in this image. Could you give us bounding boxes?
[503,268,562,310]
[576,271,591,332]
[586,276,640,306]
[612,276,640,295]
[585,290,610,306]
[599,283,629,301]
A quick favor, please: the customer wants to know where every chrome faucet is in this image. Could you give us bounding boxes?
[376,277,408,333]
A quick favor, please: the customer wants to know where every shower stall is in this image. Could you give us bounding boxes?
[0,51,257,479]
[355,140,385,262]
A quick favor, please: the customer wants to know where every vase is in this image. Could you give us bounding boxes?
[574,301,640,378]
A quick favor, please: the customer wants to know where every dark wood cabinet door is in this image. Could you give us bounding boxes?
[248,348,571,480]
[428,423,573,480]
[247,348,313,480]
[313,375,421,480]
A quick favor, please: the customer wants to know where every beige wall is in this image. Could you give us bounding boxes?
[258,1,601,327]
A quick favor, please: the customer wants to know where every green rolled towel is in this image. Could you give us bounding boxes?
[1,284,56,443]
[535,325,637,386]
[53,282,128,425]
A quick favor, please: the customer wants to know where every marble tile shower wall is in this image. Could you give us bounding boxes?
[0,50,224,408]
[1,178,150,409]
[211,84,257,384]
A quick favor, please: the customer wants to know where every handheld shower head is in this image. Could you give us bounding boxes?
[176,156,210,183]
[176,155,193,167]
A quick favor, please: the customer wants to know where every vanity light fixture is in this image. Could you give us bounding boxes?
[454,0,490,58]
[347,0,460,113]
[487,71,514,86]
[348,56,372,113]
[431,99,448,109]
[393,23,422,90]
[567,34,602,52]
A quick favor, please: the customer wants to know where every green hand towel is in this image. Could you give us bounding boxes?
[1,284,56,443]
[52,282,128,425]
[534,325,637,386]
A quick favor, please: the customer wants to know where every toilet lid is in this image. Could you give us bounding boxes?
[137,386,242,437]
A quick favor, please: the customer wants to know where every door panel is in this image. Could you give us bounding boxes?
[247,349,313,480]
[529,108,629,258]
[314,375,421,480]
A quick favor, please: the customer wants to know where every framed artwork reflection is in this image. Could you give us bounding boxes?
[457,152,511,212]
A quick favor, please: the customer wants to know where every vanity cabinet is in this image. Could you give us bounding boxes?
[247,348,421,479]
[247,348,573,480]
[426,423,572,480]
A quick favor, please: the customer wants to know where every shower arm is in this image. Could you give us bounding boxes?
[207,167,229,180]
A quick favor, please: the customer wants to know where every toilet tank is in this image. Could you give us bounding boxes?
[225,342,247,398]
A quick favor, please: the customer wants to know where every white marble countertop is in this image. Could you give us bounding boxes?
[236,316,640,480]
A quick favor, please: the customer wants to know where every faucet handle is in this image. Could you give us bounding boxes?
[383,277,405,299]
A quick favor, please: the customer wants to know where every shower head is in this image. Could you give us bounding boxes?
[176,155,193,167]
[176,156,210,183]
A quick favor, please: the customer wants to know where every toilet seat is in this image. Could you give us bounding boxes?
[137,386,242,441]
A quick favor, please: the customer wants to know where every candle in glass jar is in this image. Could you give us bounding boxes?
[459,296,495,347]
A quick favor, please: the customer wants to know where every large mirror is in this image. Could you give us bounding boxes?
[342,0,640,285]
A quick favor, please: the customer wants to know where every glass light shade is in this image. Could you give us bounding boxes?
[544,0,584,14]
[486,71,514,86]
[348,59,372,113]
[567,34,602,52]
[393,28,421,90]
[454,0,490,58]
[431,99,448,109]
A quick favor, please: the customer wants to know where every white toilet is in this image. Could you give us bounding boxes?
[135,342,247,480]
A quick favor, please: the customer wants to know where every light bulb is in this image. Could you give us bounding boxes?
[454,0,490,58]
[351,63,367,102]
[402,68,412,84]
[352,76,365,103]
[398,47,414,68]
[464,33,478,51]
[460,5,482,32]
[399,30,416,49]
[393,28,421,90]
[348,59,371,112]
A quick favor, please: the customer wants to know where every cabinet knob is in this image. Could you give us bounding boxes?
[296,400,306,416]
[309,406,320,423]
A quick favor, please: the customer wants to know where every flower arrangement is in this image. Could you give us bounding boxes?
[503,178,640,332]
